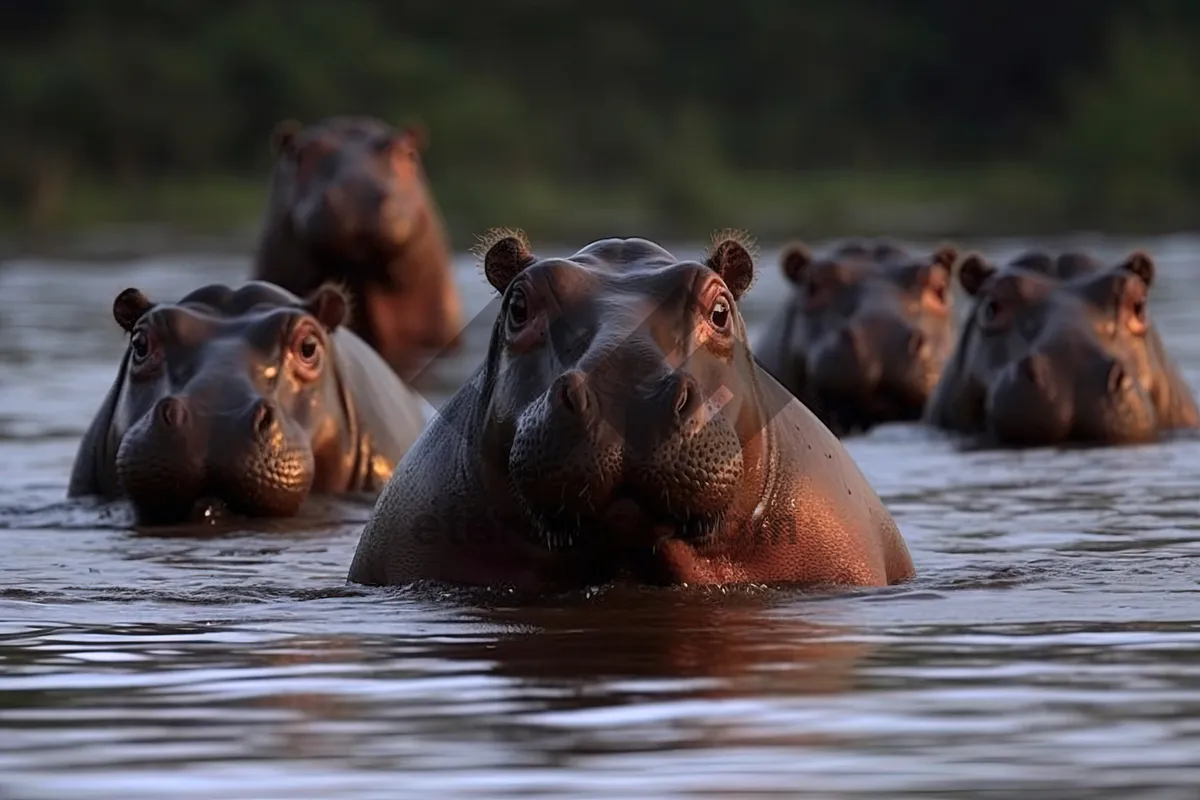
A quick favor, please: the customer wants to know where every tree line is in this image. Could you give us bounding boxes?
[1,0,1198,241]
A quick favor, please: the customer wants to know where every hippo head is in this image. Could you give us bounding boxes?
[926,249,1199,446]
[261,116,463,381]
[268,116,429,268]
[107,281,355,523]
[473,230,763,551]
[775,240,958,434]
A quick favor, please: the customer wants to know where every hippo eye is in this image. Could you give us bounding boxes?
[977,297,1013,333]
[298,334,320,363]
[507,288,529,329]
[130,331,150,361]
[709,297,731,330]
[290,326,324,380]
[979,298,1001,326]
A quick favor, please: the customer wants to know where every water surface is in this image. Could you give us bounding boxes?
[2,236,1200,797]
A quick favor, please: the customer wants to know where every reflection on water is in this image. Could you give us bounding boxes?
[2,235,1200,797]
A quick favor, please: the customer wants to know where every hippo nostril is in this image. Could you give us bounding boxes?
[672,374,703,420]
[158,397,188,428]
[555,370,592,418]
[1108,362,1131,394]
[907,329,926,356]
[1017,354,1051,390]
[252,400,275,437]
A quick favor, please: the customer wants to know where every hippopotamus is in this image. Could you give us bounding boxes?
[346,230,914,591]
[754,238,959,435]
[923,248,1199,447]
[67,280,429,524]
[251,115,464,385]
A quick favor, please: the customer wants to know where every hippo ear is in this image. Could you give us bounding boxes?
[270,119,303,157]
[957,254,995,297]
[705,230,757,300]
[1118,250,1155,288]
[399,119,428,153]
[780,242,812,286]
[931,243,958,272]
[476,228,536,293]
[303,282,351,331]
[113,288,154,333]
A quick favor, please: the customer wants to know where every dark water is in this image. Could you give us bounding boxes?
[2,236,1200,798]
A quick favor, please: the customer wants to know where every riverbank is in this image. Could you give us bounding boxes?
[2,164,1198,262]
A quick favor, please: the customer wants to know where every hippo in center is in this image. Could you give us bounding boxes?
[68,280,429,524]
[923,249,1199,447]
[251,116,464,385]
[347,230,914,591]
[754,238,959,436]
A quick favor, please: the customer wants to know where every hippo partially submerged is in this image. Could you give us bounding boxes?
[68,281,428,524]
[924,249,1199,447]
[754,238,959,435]
[347,230,914,591]
[251,116,464,384]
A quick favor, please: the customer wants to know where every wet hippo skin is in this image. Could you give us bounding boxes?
[348,230,915,591]
[68,280,428,524]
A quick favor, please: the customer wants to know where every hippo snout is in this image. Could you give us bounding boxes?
[324,178,386,224]
[812,315,927,393]
[986,356,1073,446]
[809,326,882,395]
[158,396,189,429]
[314,182,379,241]
[552,369,595,422]
[298,172,413,258]
[114,396,208,524]
[507,366,744,547]
[115,393,317,524]
[804,313,933,435]
[985,350,1158,446]
[246,398,282,442]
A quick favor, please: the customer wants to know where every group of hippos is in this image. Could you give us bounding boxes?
[63,116,1200,595]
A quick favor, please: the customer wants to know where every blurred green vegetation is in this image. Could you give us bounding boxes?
[1,0,1199,249]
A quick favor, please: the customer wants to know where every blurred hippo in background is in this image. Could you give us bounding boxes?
[924,248,1199,447]
[754,237,960,436]
[251,115,464,386]
[68,281,428,525]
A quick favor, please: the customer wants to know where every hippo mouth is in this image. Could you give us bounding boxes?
[516,487,724,553]
[127,479,312,527]
[115,423,316,526]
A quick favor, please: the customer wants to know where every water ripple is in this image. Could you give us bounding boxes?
[2,241,1200,796]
